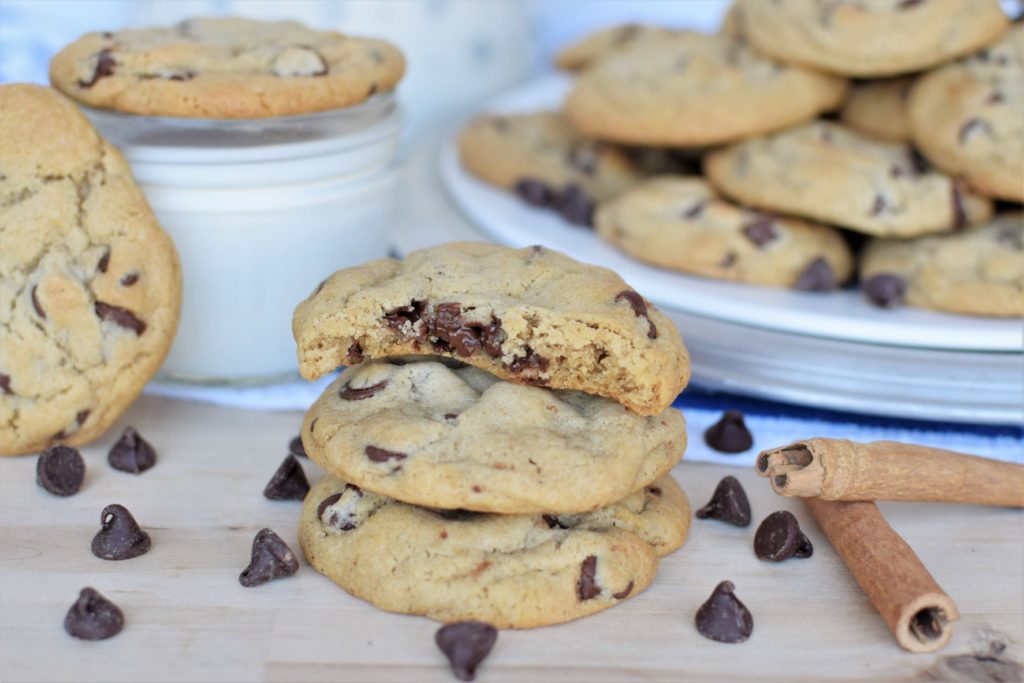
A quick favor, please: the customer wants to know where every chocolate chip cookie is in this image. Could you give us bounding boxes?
[735,0,1009,77]
[457,111,641,220]
[595,177,853,289]
[839,77,915,143]
[908,24,1024,202]
[860,213,1023,317]
[555,24,676,71]
[299,472,691,628]
[292,242,690,416]
[705,121,994,237]
[0,85,181,456]
[564,31,848,147]
[49,17,405,118]
[302,358,686,514]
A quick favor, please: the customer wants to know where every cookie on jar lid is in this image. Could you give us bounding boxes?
[49,17,405,118]
[298,472,691,628]
[292,242,690,416]
[0,84,181,456]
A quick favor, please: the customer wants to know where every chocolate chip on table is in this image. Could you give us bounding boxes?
[435,621,498,682]
[92,504,151,560]
[615,290,658,339]
[754,510,813,562]
[36,445,86,497]
[339,378,388,400]
[696,476,752,527]
[77,48,116,88]
[704,410,753,454]
[64,587,124,641]
[239,528,299,587]
[863,273,907,308]
[576,555,600,600]
[555,184,596,227]
[263,455,310,501]
[94,302,146,335]
[695,581,753,644]
[793,257,837,292]
[107,426,157,474]
[288,435,307,458]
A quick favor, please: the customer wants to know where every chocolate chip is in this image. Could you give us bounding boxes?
[340,378,388,400]
[576,555,600,600]
[120,272,139,286]
[793,257,837,292]
[555,184,595,227]
[951,182,967,230]
[365,445,407,463]
[384,299,427,333]
[615,290,658,339]
[683,199,708,219]
[959,118,992,143]
[612,581,634,599]
[514,178,554,208]
[289,435,308,458]
[64,588,124,641]
[36,445,85,496]
[507,347,550,376]
[696,476,752,527]
[704,410,753,453]
[318,485,364,530]
[346,342,365,364]
[864,273,906,308]
[870,194,886,216]
[741,216,778,247]
[78,49,116,87]
[31,285,45,319]
[107,426,157,474]
[754,510,813,561]
[239,529,299,587]
[97,248,110,274]
[263,455,310,501]
[695,581,753,644]
[0,373,11,395]
[94,302,146,335]
[92,504,151,560]
[435,621,498,682]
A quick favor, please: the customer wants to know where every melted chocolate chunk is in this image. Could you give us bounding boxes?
[239,528,299,587]
[514,178,555,208]
[615,290,658,339]
[120,272,139,287]
[346,342,365,364]
[0,373,11,395]
[612,581,634,600]
[365,445,407,463]
[317,493,343,523]
[696,476,752,527]
[78,49,116,88]
[426,303,505,358]
[384,299,427,334]
[31,285,46,319]
[289,435,307,458]
[318,486,364,531]
[704,410,753,453]
[435,621,498,682]
[695,581,753,644]
[36,445,85,497]
[91,504,151,560]
[94,302,146,335]
[741,216,778,247]
[97,249,111,274]
[864,273,907,308]
[108,426,157,474]
[64,588,124,641]
[555,184,596,227]
[576,555,600,600]
[507,347,550,376]
[263,455,310,501]
[793,257,837,292]
[340,379,388,401]
[754,510,813,562]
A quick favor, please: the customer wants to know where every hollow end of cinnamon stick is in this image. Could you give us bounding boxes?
[756,442,824,498]
[898,593,959,653]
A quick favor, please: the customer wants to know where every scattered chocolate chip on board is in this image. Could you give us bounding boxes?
[36,445,86,497]
[263,454,311,501]
[696,476,752,527]
[435,621,498,682]
[64,587,125,641]
[107,426,157,474]
[704,411,754,453]
[695,581,754,644]
[754,511,813,562]
[239,529,299,587]
[91,504,152,561]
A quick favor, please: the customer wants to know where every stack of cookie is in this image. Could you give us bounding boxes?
[458,1,1023,318]
[291,242,693,628]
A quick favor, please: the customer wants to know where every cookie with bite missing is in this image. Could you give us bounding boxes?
[299,472,691,628]
[49,17,404,118]
[596,176,853,290]
[0,84,181,456]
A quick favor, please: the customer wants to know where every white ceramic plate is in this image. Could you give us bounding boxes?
[439,74,1023,352]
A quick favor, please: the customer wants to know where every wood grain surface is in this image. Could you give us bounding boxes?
[1,396,1021,682]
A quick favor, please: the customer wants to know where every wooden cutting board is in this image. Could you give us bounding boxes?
[1,396,1020,682]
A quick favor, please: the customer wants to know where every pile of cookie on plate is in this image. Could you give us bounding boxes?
[289,241,694,630]
[458,0,1023,318]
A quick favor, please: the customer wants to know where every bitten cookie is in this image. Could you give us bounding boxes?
[302,358,686,514]
[734,0,1009,77]
[564,31,848,147]
[861,213,1023,317]
[839,78,915,143]
[299,472,691,628]
[705,121,994,237]
[293,242,690,416]
[50,17,405,118]
[908,24,1024,202]
[595,177,853,290]
[555,24,676,71]
[0,85,181,456]
[457,111,640,210]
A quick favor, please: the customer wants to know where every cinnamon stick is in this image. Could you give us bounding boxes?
[757,439,1024,507]
[805,498,959,653]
